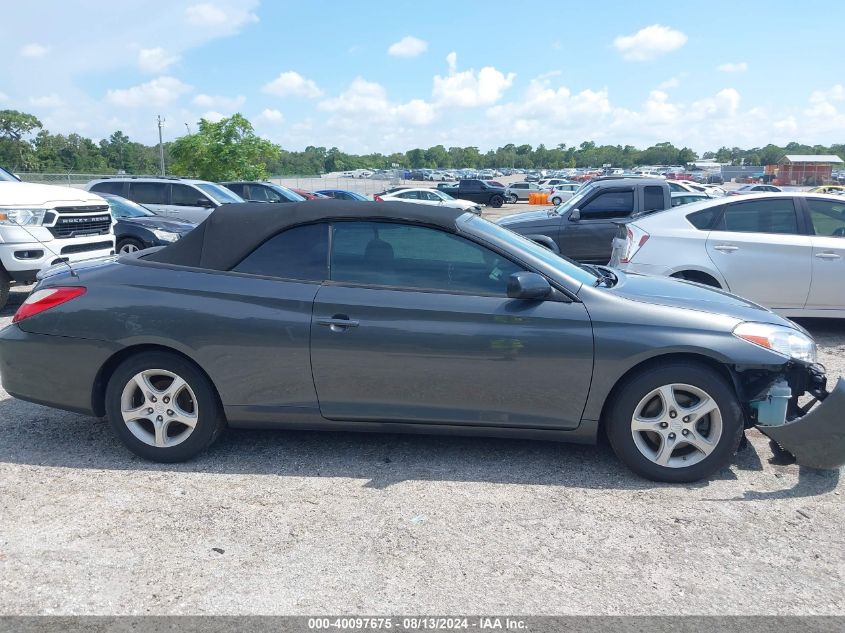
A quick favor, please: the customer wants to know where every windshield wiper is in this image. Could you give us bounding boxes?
[584,264,618,287]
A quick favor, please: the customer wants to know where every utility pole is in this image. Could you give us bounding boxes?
[157,115,166,176]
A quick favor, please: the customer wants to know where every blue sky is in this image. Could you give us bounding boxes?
[2,1,843,153]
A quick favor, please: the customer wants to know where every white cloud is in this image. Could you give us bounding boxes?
[29,94,64,108]
[106,76,192,107]
[201,110,225,123]
[613,25,687,61]
[657,76,681,90]
[192,93,245,109]
[717,62,748,73]
[138,47,180,73]
[185,2,258,32]
[19,43,49,58]
[262,71,323,98]
[432,52,515,107]
[387,36,428,58]
[258,108,284,123]
[319,77,436,126]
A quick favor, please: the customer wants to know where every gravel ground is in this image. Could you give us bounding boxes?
[1,280,843,616]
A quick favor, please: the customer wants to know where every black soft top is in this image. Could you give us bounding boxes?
[144,199,466,271]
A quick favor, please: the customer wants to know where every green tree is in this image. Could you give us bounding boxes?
[170,114,280,181]
[0,109,42,170]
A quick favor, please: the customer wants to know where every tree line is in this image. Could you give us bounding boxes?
[1,109,843,180]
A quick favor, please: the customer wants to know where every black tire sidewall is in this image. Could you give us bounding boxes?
[509,194,518,203]
[552,197,561,205]
[117,238,144,254]
[606,362,743,483]
[104,351,224,462]
[490,195,503,208]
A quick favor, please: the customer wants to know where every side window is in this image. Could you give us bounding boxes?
[397,191,419,199]
[580,190,635,219]
[90,181,125,195]
[807,198,845,238]
[714,199,800,235]
[232,223,328,281]
[330,222,523,296]
[668,182,685,192]
[687,206,722,230]
[128,182,167,205]
[513,183,527,189]
[643,186,665,212]
[246,185,274,202]
[421,191,440,201]
[172,184,210,207]
[224,183,245,198]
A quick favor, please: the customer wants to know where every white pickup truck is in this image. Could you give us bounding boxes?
[0,168,115,310]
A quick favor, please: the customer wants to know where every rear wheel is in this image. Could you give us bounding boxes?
[104,351,225,462]
[0,270,10,312]
[489,195,504,208]
[509,194,519,204]
[551,196,562,205]
[606,362,743,482]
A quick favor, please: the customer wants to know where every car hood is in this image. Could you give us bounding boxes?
[609,272,792,326]
[0,182,107,206]
[118,216,196,233]
[496,209,561,227]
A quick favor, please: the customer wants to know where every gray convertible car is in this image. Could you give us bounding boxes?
[0,200,842,482]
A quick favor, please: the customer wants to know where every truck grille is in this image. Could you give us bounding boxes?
[60,241,114,255]
[53,205,110,215]
[47,214,113,238]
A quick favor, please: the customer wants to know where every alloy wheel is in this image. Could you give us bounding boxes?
[630,383,723,468]
[120,369,199,448]
[119,243,140,254]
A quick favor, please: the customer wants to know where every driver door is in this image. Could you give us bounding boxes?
[309,221,594,429]
[804,197,845,311]
[559,187,635,263]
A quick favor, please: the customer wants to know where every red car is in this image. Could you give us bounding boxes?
[292,188,329,200]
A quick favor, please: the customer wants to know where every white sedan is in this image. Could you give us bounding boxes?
[610,192,845,318]
[376,188,482,214]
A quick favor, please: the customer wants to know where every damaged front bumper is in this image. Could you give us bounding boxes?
[756,377,845,470]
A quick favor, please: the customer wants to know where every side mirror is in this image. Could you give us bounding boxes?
[569,208,581,222]
[197,198,214,208]
[507,272,552,301]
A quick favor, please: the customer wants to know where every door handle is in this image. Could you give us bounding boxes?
[316,315,360,331]
[815,252,842,260]
[713,244,739,253]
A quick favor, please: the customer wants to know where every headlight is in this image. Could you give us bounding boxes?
[152,229,180,243]
[733,322,817,363]
[0,208,48,226]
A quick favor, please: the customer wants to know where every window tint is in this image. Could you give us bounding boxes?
[247,184,281,202]
[807,198,845,238]
[330,222,523,295]
[128,182,167,205]
[90,181,125,195]
[224,183,245,198]
[420,191,441,201]
[714,199,800,234]
[397,191,420,199]
[172,183,210,207]
[580,190,634,219]
[513,183,527,189]
[643,186,665,212]
[687,206,722,230]
[232,223,328,281]
[668,182,685,192]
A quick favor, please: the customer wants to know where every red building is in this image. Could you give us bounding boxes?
[773,154,844,186]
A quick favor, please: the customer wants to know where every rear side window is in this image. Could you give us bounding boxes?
[128,182,167,205]
[172,183,210,207]
[643,186,665,212]
[224,183,245,198]
[90,181,125,195]
[232,223,329,281]
[807,198,845,237]
[687,206,722,230]
[580,190,634,219]
[714,199,800,235]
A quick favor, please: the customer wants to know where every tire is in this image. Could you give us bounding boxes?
[509,194,519,204]
[117,238,145,254]
[489,195,504,208]
[0,269,10,312]
[104,351,226,462]
[605,361,743,482]
[551,197,562,205]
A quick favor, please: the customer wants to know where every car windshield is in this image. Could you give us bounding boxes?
[197,183,244,204]
[105,195,155,218]
[554,182,596,213]
[269,184,306,202]
[0,166,20,181]
[463,215,599,286]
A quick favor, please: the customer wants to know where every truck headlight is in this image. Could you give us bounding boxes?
[733,322,817,363]
[152,229,180,243]
[0,208,48,226]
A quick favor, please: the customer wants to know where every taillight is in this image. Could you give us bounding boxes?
[620,225,650,264]
[374,194,384,202]
[13,287,86,323]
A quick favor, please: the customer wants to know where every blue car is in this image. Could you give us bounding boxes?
[315,189,369,201]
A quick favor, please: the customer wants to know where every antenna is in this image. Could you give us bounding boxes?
[157,115,166,176]
[2,217,80,279]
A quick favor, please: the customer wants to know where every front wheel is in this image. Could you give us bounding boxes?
[551,196,562,205]
[104,351,226,462]
[117,238,145,254]
[606,362,743,482]
[509,194,519,204]
[489,195,504,208]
